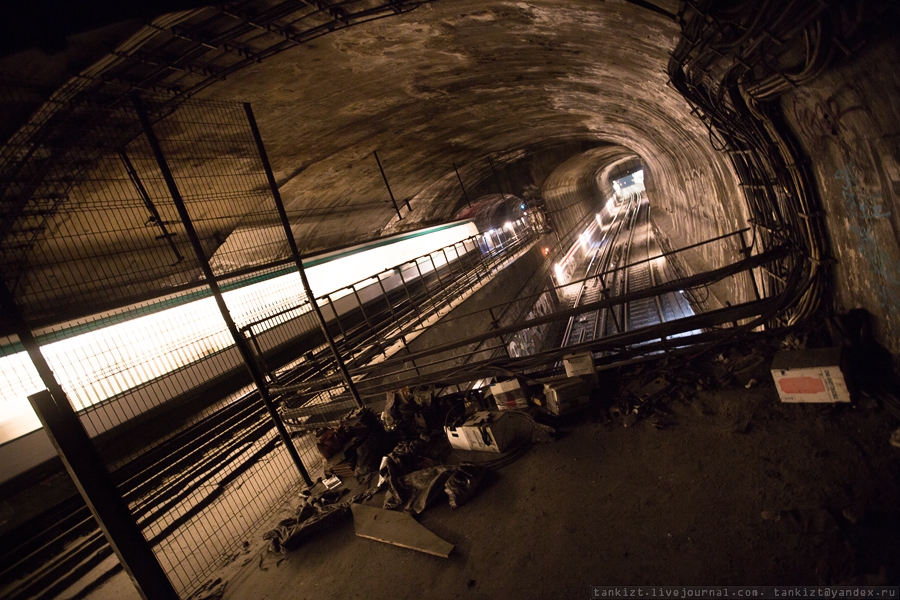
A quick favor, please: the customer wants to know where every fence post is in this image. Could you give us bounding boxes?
[133,95,313,486]
[0,281,179,600]
[243,102,364,409]
[453,161,471,207]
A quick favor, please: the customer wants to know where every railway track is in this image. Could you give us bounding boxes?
[562,193,692,349]
[0,231,534,599]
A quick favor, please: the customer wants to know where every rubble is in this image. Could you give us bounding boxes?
[264,501,351,553]
[265,387,525,554]
[444,465,486,509]
[265,316,900,561]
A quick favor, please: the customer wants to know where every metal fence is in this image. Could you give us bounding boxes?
[0,91,347,598]
[0,83,542,597]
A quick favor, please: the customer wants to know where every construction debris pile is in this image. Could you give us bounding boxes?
[263,309,900,557]
[264,386,545,555]
[602,309,900,434]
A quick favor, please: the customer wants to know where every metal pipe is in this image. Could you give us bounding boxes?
[738,229,762,301]
[134,95,313,485]
[374,150,408,217]
[397,264,425,325]
[453,161,472,207]
[325,293,354,361]
[374,272,421,375]
[350,284,382,356]
[488,155,507,202]
[355,297,781,395]
[489,307,512,358]
[428,253,445,289]
[349,244,791,373]
[119,151,184,266]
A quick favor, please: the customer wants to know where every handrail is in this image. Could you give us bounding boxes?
[349,243,792,375]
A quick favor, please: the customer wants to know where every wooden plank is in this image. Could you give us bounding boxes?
[351,504,453,558]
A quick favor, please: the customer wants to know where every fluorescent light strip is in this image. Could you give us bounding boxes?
[0,222,479,442]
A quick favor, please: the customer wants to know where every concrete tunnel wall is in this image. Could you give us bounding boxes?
[781,35,900,356]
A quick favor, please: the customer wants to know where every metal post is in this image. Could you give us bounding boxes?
[451,243,475,292]
[478,237,493,279]
[374,150,408,217]
[489,307,512,358]
[350,284,383,356]
[133,95,313,486]
[0,282,178,600]
[738,229,762,301]
[243,103,364,409]
[453,162,471,207]
[120,151,184,266]
[488,155,507,202]
[428,253,447,300]
[375,273,421,375]
[440,247,459,292]
[375,271,403,331]
[398,264,425,325]
[413,260,435,313]
[466,237,484,282]
[452,242,472,288]
[325,294,355,362]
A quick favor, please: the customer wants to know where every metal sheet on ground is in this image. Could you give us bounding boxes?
[350,504,453,558]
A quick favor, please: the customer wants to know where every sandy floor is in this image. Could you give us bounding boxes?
[210,377,900,600]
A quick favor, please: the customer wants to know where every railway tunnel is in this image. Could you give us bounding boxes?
[1,0,900,598]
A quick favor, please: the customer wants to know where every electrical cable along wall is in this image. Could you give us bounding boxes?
[667,0,839,329]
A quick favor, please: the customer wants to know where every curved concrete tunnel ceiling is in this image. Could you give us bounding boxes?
[541,145,640,234]
[11,0,896,338]
[2,0,726,253]
[193,0,736,254]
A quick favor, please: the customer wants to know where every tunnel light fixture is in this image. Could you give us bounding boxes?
[504,221,514,231]
[554,262,565,282]
[579,230,591,249]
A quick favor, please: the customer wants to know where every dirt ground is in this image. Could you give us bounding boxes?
[200,376,900,600]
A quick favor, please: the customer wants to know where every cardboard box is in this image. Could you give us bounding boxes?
[771,347,850,403]
[564,352,595,377]
[445,411,518,453]
[543,377,591,416]
[490,378,529,410]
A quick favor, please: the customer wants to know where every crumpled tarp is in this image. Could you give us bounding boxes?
[444,465,486,509]
[384,463,454,513]
[263,486,380,553]
[264,502,350,553]
[382,459,487,514]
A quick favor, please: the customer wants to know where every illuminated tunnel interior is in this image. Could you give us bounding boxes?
[1,0,899,598]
